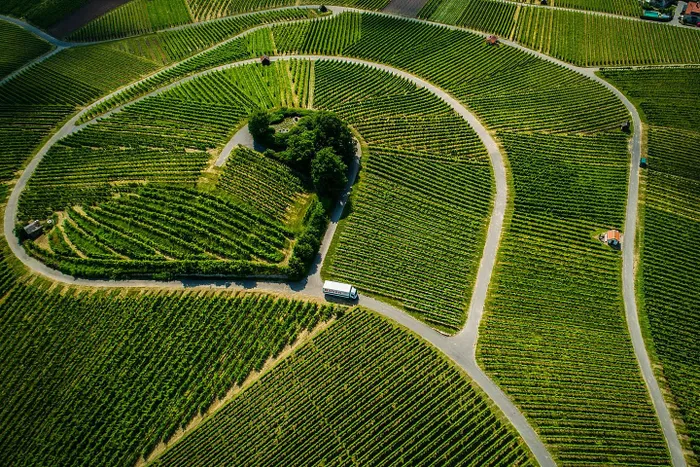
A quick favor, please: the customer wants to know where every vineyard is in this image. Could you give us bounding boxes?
[67,0,193,40]
[601,67,700,461]
[0,20,52,79]
[219,146,307,221]
[71,5,318,56]
[152,309,534,466]
[312,60,492,332]
[418,0,700,66]
[419,0,642,18]
[19,61,315,278]
[0,2,697,465]
[0,282,340,467]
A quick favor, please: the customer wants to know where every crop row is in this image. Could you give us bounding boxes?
[477,129,671,464]
[68,0,193,41]
[313,60,491,331]
[220,146,306,221]
[0,19,52,79]
[0,283,340,467]
[153,310,534,466]
[601,66,700,460]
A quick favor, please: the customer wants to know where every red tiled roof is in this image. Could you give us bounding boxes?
[606,230,621,241]
[686,1,700,15]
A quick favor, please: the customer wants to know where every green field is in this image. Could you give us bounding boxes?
[68,0,193,40]
[0,19,52,79]
[151,309,534,466]
[0,2,697,465]
[268,12,671,462]
[420,0,643,17]
[419,0,700,66]
[600,66,700,461]
[0,0,88,28]
[0,279,340,467]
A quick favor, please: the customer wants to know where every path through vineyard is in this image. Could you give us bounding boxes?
[1,6,685,466]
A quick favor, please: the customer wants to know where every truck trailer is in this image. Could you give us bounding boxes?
[322,281,359,300]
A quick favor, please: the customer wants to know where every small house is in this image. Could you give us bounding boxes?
[621,120,631,132]
[486,35,500,46]
[684,1,700,16]
[540,0,548,5]
[260,55,271,66]
[603,230,622,248]
[319,4,328,12]
[24,220,43,239]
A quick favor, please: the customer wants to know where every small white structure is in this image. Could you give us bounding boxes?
[323,280,358,300]
[23,220,43,239]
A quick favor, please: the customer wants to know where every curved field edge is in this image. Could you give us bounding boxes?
[599,66,700,466]
[0,279,344,466]
[0,5,688,466]
[148,307,537,466]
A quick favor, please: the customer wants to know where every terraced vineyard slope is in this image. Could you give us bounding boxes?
[601,66,700,464]
[0,19,52,79]
[417,0,700,66]
[152,309,535,466]
[314,60,493,333]
[267,11,673,463]
[19,61,316,279]
[0,282,340,467]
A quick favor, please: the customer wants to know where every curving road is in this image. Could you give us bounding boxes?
[3,53,553,466]
[1,5,687,465]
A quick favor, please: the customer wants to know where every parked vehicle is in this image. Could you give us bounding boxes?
[679,14,700,25]
[323,280,359,300]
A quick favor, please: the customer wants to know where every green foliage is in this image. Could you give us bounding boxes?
[288,198,328,280]
[0,19,52,79]
[248,109,271,140]
[418,0,700,66]
[219,146,306,220]
[603,67,700,460]
[152,309,534,466]
[311,146,347,197]
[0,0,88,28]
[0,283,340,466]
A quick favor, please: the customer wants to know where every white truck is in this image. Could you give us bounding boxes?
[322,280,359,300]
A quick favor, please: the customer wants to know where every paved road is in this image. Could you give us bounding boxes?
[4,52,553,465]
[0,15,73,47]
[3,5,687,465]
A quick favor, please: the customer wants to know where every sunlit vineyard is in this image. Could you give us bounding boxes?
[0,282,340,467]
[267,13,673,462]
[219,147,306,221]
[68,0,193,40]
[0,1,696,465]
[20,61,309,278]
[313,60,492,332]
[152,309,535,466]
[418,0,700,66]
[420,0,642,18]
[601,66,700,460]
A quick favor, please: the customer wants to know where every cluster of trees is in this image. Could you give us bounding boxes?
[249,109,354,198]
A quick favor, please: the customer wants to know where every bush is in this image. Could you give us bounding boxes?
[248,110,271,142]
[312,147,347,198]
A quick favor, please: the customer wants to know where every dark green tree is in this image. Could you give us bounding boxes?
[248,110,271,142]
[311,147,347,198]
